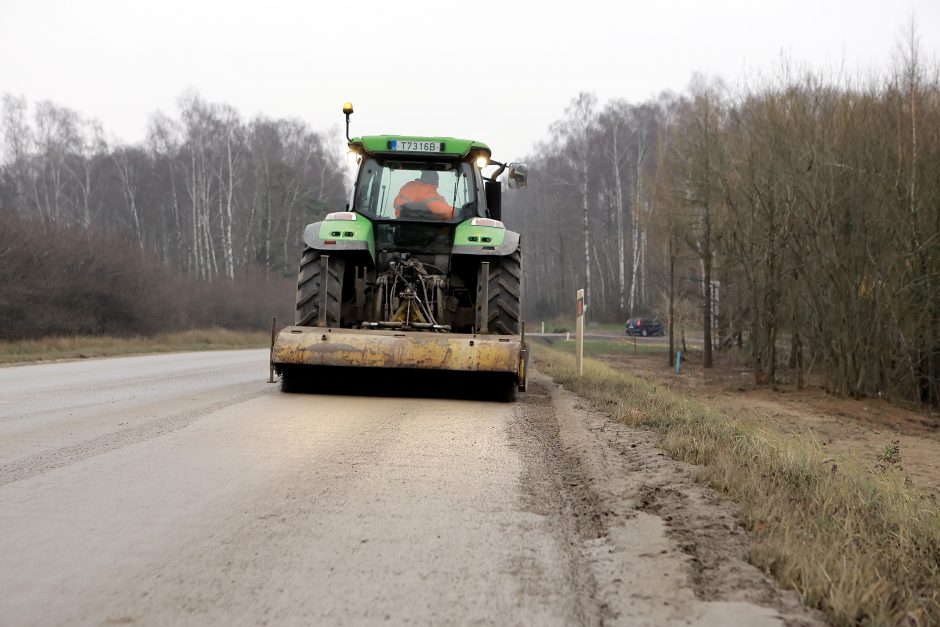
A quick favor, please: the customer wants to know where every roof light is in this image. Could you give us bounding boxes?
[346,150,360,167]
[475,156,488,169]
[343,102,354,141]
[326,211,357,221]
[470,218,504,229]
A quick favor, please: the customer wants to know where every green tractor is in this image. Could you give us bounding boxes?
[271,103,528,400]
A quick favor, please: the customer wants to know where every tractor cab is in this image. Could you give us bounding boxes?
[346,134,523,268]
[352,153,481,258]
[349,136,492,215]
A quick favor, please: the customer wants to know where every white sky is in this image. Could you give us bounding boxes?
[1,0,938,160]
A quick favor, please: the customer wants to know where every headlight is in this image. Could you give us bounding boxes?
[325,212,357,221]
[470,218,504,229]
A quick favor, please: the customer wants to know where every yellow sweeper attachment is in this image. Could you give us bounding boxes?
[271,326,528,401]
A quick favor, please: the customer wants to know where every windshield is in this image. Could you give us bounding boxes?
[355,158,476,222]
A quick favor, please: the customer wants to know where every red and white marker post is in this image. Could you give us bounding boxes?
[576,289,585,376]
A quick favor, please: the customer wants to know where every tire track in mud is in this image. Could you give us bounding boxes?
[510,379,614,626]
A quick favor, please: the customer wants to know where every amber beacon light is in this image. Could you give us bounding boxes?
[343,102,354,140]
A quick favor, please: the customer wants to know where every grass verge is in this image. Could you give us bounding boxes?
[542,338,668,356]
[534,345,940,626]
[0,328,270,365]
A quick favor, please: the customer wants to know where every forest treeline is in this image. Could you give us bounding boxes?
[0,212,294,338]
[0,91,346,338]
[507,35,939,407]
[1,91,346,278]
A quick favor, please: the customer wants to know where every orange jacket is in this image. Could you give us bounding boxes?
[393,181,454,219]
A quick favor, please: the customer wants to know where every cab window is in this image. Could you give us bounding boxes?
[355,158,476,222]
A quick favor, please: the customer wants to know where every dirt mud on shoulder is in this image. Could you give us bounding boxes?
[511,373,826,626]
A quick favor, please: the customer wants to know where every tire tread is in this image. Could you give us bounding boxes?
[295,249,344,327]
[477,248,522,335]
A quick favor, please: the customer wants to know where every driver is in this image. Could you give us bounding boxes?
[393,170,455,219]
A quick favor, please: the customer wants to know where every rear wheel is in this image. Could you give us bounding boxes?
[295,249,345,327]
[476,248,522,335]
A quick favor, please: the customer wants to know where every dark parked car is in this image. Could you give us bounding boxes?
[625,318,664,337]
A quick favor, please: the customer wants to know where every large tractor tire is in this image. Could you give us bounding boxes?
[476,248,522,335]
[295,249,345,327]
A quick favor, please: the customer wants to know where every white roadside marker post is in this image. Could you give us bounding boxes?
[576,289,585,376]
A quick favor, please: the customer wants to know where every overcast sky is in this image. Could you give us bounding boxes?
[1,0,938,160]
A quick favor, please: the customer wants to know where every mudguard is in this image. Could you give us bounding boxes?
[302,218,375,261]
[452,229,520,257]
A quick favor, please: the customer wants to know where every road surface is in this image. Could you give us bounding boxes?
[0,350,821,626]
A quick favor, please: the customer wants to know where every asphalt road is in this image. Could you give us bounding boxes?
[0,351,820,626]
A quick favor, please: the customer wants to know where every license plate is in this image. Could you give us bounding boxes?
[390,140,441,153]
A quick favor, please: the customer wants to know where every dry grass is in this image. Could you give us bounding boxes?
[0,328,270,365]
[534,346,940,627]
[544,338,668,356]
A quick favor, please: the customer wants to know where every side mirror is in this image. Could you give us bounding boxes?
[507,163,528,189]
